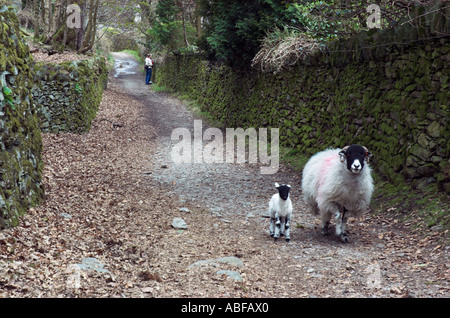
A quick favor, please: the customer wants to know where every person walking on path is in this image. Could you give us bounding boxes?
[145,54,153,85]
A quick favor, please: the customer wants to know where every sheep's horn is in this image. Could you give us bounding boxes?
[339,146,349,163]
[362,146,372,162]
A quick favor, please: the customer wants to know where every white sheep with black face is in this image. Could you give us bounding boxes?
[301,145,374,243]
[269,182,293,242]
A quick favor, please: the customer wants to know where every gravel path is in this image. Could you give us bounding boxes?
[111,52,449,298]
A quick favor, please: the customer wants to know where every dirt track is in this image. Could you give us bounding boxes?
[0,52,448,298]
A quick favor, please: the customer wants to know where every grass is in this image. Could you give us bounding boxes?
[151,83,174,93]
[120,49,142,62]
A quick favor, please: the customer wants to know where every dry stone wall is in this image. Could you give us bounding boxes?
[33,57,108,133]
[0,6,44,228]
[0,6,108,228]
[156,5,449,193]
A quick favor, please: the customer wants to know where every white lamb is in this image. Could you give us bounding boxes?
[269,182,293,242]
[301,144,374,243]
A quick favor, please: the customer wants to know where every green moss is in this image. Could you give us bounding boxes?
[1,7,44,229]
[34,57,107,133]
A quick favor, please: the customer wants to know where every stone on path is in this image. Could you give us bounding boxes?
[75,257,110,274]
[216,270,243,282]
[171,217,188,229]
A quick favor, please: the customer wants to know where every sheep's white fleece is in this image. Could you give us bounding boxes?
[302,148,374,218]
[269,193,293,219]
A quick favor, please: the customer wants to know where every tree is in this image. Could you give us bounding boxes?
[197,0,447,68]
[197,0,289,67]
[145,0,197,53]
[5,0,102,53]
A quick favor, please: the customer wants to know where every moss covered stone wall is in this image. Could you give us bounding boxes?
[33,57,108,133]
[157,15,449,193]
[0,6,44,228]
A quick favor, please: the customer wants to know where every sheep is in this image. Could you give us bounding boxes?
[269,182,293,242]
[301,144,374,243]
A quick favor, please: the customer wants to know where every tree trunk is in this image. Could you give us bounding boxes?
[33,0,40,38]
[78,0,99,54]
[180,0,189,47]
[75,0,86,51]
[46,0,66,44]
[195,1,202,37]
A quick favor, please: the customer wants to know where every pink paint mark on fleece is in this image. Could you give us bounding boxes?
[317,154,338,201]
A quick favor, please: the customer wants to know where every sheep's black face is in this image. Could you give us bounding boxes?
[339,145,372,174]
[276,184,291,200]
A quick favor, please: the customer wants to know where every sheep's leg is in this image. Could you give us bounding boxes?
[274,214,281,240]
[321,212,331,236]
[280,217,286,237]
[270,217,276,237]
[335,208,349,243]
[340,208,349,243]
[334,210,343,236]
[285,215,291,242]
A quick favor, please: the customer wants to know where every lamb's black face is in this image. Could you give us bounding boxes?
[277,184,291,200]
[339,145,372,174]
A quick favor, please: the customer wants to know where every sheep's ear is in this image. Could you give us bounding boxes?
[339,146,349,163]
[275,182,280,188]
[364,150,372,162]
[287,184,291,188]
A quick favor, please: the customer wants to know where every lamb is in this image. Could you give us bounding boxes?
[301,144,374,243]
[269,182,293,242]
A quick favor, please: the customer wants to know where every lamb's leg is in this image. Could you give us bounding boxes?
[321,212,331,236]
[285,215,291,242]
[270,217,276,237]
[274,214,281,240]
[280,217,286,237]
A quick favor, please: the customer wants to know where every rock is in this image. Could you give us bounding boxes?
[141,287,153,293]
[179,207,190,213]
[188,256,244,269]
[410,145,431,161]
[59,212,72,220]
[417,164,438,177]
[171,217,187,230]
[417,133,429,148]
[431,156,442,163]
[427,121,442,138]
[75,258,110,274]
[216,270,243,282]
[215,256,244,267]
